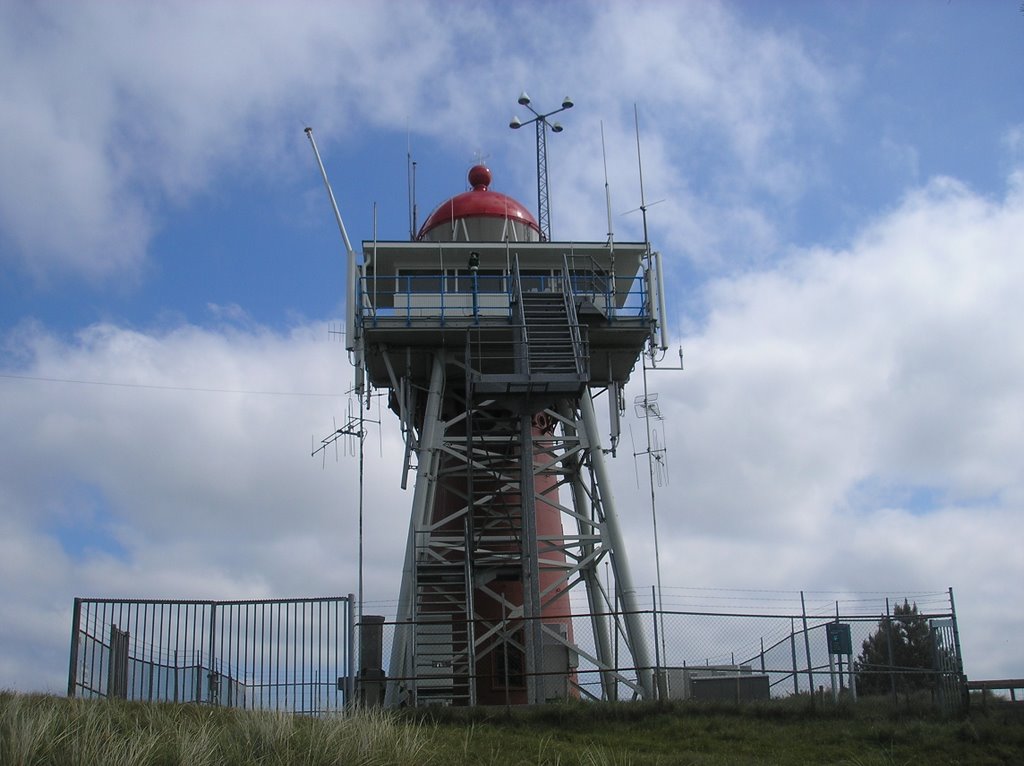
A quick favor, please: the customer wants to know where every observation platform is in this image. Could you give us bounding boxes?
[357,240,655,389]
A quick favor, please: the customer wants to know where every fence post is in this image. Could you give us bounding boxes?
[849,644,857,702]
[208,602,218,705]
[347,593,357,707]
[790,618,799,696]
[835,602,845,695]
[828,650,838,703]
[885,598,897,705]
[651,586,663,701]
[67,598,82,698]
[947,587,967,708]
[800,591,814,702]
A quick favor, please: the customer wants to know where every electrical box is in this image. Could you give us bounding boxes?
[826,623,853,655]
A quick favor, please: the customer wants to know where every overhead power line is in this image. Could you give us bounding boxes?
[0,372,338,398]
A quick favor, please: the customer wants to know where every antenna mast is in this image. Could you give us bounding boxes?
[304,127,364,394]
[407,132,418,240]
[312,395,383,628]
[632,103,671,672]
[601,121,617,291]
[509,92,574,240]
[634,104,651,252]
[631,105,670,352]
[601,121,623,453]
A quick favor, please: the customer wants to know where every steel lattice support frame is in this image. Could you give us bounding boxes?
[384,350,654,705]
[535,118,551,240]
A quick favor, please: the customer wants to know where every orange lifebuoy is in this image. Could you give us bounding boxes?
[532,411,555,435]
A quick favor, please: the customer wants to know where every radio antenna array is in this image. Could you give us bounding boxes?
[633,392,664,421]
[311,391,382,625]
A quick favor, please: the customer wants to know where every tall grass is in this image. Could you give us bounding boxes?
[1,691,1022,765]
[0,692,432,766]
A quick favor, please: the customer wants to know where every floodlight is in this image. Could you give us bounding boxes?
[509,116,522,129]
[518,91,531,106]
[551,122,563,133]
[561,97,574,109]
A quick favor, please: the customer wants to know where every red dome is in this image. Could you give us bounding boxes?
[416,165,540,241]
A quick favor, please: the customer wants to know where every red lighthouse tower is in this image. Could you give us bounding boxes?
[354,163,663,705]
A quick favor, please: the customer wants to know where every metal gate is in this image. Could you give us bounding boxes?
[68,596,355,714]
[930,617,967,713]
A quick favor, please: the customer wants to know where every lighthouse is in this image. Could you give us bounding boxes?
[352,162,666,705]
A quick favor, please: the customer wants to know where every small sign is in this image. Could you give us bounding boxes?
[826,623,853,655]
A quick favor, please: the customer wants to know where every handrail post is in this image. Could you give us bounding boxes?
[560,254,587,379]
[68,598,82,697]
[510,255,528,375]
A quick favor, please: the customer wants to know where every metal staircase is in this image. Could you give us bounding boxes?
[410,403,531,705]
[468,256,589,393]
[520,292,582,377]
[410,434,476,705]
[412,557,473,705]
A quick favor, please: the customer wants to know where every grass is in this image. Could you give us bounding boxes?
[0,692,431,766]
[1,691,1022,765]
[411,697,1024,765]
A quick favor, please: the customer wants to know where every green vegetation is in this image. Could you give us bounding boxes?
[2,691,1023,765]
[855,600,943,697]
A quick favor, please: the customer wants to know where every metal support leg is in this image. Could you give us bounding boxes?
[558,402,616,701]
[579,390,655,700]
[385,353,446,706]
[520,413,545,704]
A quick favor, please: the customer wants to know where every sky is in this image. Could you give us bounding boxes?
[1,0,1022,694]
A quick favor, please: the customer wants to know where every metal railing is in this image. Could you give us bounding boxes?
[68,596,355,714]
[358,270,648,327]
[560,255,588,379]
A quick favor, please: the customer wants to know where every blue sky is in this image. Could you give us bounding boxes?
[1,0,1023,692]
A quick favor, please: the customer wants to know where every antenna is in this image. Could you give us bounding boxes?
[634,104,651,251]
[304,126,364,395]
[633,392,664,421]
[650,430,668,487]
[598,124,624,454]
[601,122,615,246]
[625,105,672,353]
[312,396,379,462]
[601,121,618,307]
[311,391,383,631]
[639,342,668,666]
[407,131,417,240]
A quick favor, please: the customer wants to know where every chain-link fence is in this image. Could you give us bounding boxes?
[365,586,965,711]
[69,588,964,712]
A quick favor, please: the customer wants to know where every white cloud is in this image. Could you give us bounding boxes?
[0,1,840,281]
[519,1,844,271]
[613,171,1024,678]
[0,1,471,279]
[0,319,410,690]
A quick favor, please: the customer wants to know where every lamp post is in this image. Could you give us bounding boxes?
[510,92,573,240]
